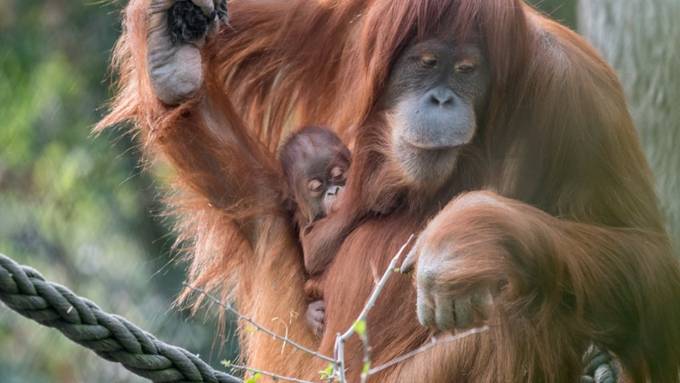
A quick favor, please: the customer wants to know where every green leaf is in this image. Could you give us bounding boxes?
[362,361,371,375]
[353,319,367,336]
[319,363,335,380]
[245,372,263,383]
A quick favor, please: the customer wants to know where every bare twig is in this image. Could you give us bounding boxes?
[224,362,316,383]
[334,235,416,382]
[338,235,415,341]
[187,235,487,383]
[358,329,370,383]
[367,326,490,376]
[333,333,347,382]
[183,283,337,364]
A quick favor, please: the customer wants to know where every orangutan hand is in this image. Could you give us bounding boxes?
[401,192,521,331]
[147,0,227,104]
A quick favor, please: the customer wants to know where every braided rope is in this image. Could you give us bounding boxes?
[0,253,241,383]
[0,252,620,382]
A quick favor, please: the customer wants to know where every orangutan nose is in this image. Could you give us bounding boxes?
[427,86,455,107]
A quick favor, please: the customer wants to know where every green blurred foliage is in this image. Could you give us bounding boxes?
[0,0,576,382]
[0,1,235,382]
[529,0,577,28]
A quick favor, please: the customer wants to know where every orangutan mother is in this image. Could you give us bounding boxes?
[99,0,680,381]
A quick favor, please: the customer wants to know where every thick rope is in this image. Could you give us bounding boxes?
[0,253,242,383]
[0,252,618,382]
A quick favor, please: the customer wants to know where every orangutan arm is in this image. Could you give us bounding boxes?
[150,94,283,238]
[105,0,369,221]
[97,0,288,244]
[403,191,680,381]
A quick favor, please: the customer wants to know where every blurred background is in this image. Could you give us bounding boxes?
[0,1,235,382]
[0,1,677,382]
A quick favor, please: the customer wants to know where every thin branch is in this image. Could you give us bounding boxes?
[367,326,490,376]
[225,362,316,383]
[358,330,370,383]
[334,235,415,383]
[333,333,347,383]
[187,235,486,383]
[338,234,415,342]
[183,283,337,364]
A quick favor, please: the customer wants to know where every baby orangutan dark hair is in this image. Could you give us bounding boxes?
[279,126,351,229]
[279,126,351,337]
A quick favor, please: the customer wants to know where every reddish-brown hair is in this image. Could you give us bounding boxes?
[100,0,680,382]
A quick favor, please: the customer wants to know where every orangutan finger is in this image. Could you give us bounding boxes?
[434,293,456,330]
[416,284,435,328]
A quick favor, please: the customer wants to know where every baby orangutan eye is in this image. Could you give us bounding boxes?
[308,178,324,193]
[330,166,345,181]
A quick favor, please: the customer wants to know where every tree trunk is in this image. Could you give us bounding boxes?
[579,0,680,252]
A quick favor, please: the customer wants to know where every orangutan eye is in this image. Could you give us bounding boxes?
[455,59,477,74]
[308,179,324,193]
[420,53,438,68]
[330,166,345,181]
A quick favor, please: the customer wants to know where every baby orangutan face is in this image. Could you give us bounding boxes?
[303,159,348,220]
[280,126,351,226]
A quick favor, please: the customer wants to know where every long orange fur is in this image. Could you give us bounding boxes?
[98,1,680,381]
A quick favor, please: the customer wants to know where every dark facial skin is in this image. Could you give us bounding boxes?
[381,37,490,188]
[280,126,351,227]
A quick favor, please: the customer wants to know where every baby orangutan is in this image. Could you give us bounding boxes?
[280,126,350,229]
[279,126,351,336]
